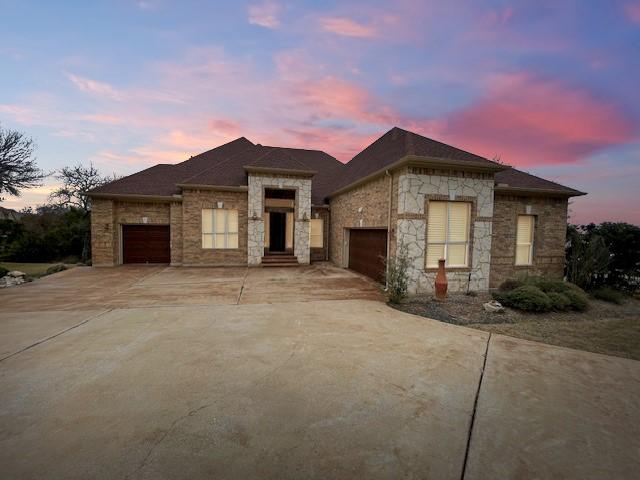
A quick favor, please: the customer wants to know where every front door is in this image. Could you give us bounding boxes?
[269,212,286,252]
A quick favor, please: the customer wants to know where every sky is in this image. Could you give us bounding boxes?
[1,0,639,225]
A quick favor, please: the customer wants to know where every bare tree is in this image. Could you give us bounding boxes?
[0,124,46,200]
[49,163,116,213]
[49,163,117,262]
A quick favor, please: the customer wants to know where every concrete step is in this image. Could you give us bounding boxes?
[261,255,299,266]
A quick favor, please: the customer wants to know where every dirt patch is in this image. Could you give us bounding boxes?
[392,292,640,360]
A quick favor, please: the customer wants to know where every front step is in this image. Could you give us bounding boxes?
[261,255,299,267]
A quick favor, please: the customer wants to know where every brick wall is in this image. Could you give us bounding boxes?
[90,199,172,265]
[490,194,568,288]
[91,198,115,266]
[311,207,330,262]
[181,188,248,266]
[170,202,183,265]
[329,174,394,267]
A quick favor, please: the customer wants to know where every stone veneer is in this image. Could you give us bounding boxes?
[396,168,495,293]
[489,194,568,288]
[247,173,311,265]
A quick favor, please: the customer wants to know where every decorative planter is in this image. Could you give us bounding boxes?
[435,259,448,300]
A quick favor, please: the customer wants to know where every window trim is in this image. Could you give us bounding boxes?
[515,214,535,266]
[202,208,239,250]
[426,201,471,269]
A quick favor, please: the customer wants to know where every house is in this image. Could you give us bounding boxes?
[87,127,585,293]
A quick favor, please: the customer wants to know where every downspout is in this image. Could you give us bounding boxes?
[385,169,393,289]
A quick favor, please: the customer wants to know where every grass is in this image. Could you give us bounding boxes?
[394,292,640,361]
[471,317,640,361]
[0,262,77,279]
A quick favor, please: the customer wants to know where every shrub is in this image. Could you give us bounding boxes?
[563,289,589,311]
[547,292,571,311]
[45,263,67,275]
[0,266,8,277]
[499,278,523,292]
[591,287,625,305]
[385,244,410,304]
[493,285,552,312]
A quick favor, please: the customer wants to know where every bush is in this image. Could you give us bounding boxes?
[0,266,8,277]
[494,285,552,312]
[547,292,571,311]
[563,289,589,311]
[45,263,67,275]
[385,244,410,304]
[494,276,590,312]
[499,278,523,292]
[591,287,625,305]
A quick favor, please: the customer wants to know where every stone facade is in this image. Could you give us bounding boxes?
[91,167,570,287]
[490,194,568,288]
[91,198,116,266]
[396,168,495,294]
[310,207,330,262]
[170,202,183,265]
[329,174,395,267]
[247,173,312,265]
[91,199,171,266]
[181,188,248,266]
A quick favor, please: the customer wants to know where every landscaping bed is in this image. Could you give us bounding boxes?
[393,292,640,360]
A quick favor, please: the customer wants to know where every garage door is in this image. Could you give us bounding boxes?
[122,225,170,264]
[348,229,387,283]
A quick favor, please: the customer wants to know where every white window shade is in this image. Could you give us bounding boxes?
[426,201,471,268]
[202,209,239,249]
[516,215,534,265]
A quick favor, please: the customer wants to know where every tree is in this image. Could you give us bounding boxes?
[49,163,115,213]
[0,124,46,200]
[49,163,117,262]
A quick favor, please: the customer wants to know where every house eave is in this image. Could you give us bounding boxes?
[85,192,182,202]
[177,184,249,192]
[243,166,316,177]
[494,186,587,197]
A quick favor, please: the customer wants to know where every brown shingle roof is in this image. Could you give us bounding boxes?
[330,127,501,195]
[88,127,585,202]
[495,168,585,196]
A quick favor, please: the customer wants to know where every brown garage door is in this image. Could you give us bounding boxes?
[122,225,170,264]
[348,229,387,283]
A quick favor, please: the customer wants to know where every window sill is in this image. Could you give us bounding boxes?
[425,266,471,272]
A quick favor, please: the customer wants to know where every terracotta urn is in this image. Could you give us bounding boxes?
[435,258,448,300]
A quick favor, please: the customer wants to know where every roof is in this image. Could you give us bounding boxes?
[495,168,586,196]
[331,127,503,194]
[88,127,585,202]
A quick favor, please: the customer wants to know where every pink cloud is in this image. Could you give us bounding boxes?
[247,2,281,29]
[625,3,640,24]
[440,73,636,166]
[67,73,124,101]
[80,114,124,125]
[318,17,376,38]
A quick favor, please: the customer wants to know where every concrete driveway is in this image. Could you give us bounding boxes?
[0,265,638,479]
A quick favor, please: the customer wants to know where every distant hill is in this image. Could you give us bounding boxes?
[0,206,22,221]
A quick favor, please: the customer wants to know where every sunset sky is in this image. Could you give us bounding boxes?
[1,1,639,224]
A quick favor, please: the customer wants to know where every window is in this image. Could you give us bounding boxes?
[516,215,535,265]
[202,209,238,249]
[426,201,470,268]
[310,218,323,248]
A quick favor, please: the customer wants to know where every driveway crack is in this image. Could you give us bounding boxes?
[461,332,491,480]
[0,309,113,363]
